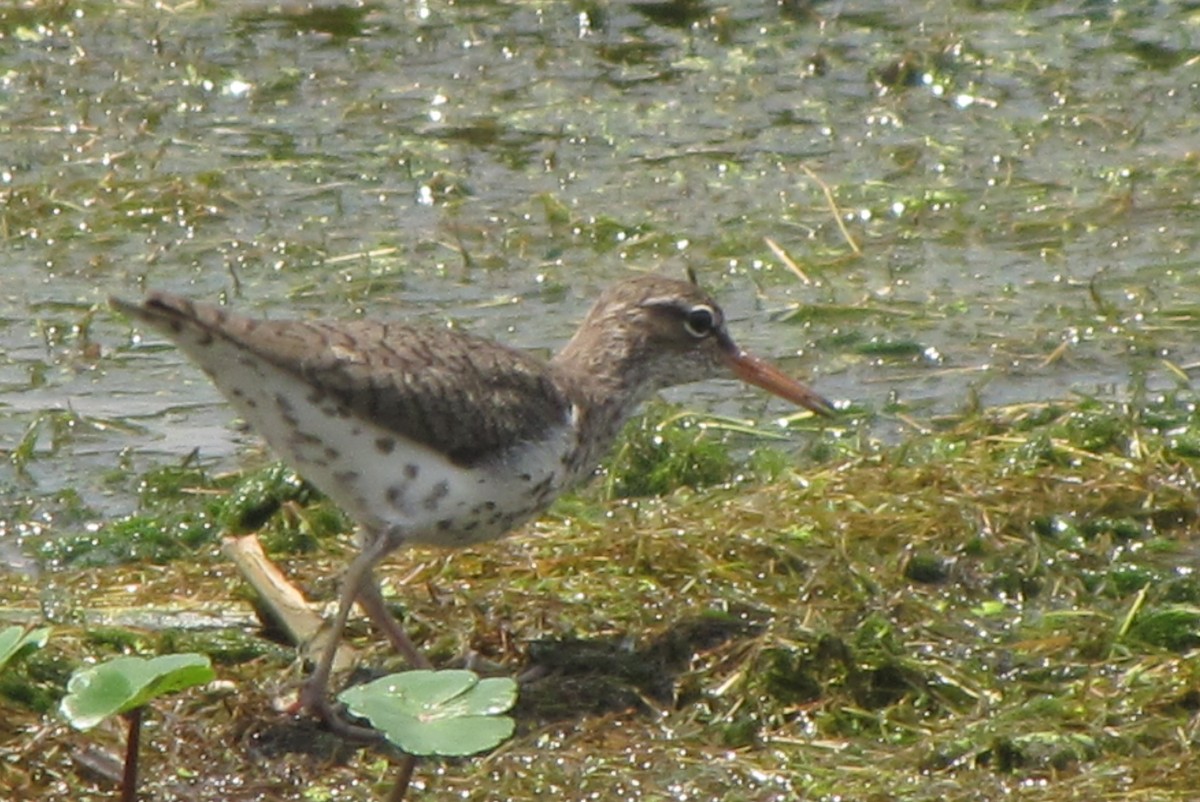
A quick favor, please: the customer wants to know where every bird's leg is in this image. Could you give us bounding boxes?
[355,571,433,670]
[297,533,392,739]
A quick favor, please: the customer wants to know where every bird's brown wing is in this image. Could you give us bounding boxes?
[110,292,574,467]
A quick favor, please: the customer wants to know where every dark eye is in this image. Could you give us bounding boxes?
[683,305,717,338]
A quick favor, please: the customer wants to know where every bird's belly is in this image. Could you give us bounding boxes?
[304,429,573,549]
[372,441,573,548]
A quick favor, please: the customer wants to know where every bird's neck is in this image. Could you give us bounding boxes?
[550,325,660,475]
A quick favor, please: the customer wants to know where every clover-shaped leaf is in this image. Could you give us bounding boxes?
[338,669,517,756]
[0,625,51,671]
[60,653,215,731]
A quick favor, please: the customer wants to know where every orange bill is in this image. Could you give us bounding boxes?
[724,348,835,417]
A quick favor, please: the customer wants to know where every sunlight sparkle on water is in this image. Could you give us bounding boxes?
[429,93,448,122]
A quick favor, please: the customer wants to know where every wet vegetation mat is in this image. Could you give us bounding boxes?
[2,399,1198,801]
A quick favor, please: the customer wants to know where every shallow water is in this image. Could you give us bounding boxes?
[1,1,1198,540]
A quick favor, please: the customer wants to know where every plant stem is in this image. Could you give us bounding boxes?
[121,707,143,802]
[386,755,418,802]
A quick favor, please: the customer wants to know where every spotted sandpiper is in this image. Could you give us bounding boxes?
[110,274,833,734]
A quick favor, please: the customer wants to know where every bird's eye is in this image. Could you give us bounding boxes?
[683,305,717,338]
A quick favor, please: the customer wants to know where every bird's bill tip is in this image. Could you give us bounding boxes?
[725,349,835,417]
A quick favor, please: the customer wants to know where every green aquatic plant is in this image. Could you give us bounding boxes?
[338,670,518,800]
[60,654,215,802]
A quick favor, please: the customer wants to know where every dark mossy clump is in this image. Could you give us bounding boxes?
[35,463,348,568]
[157,628,291,667]
[600,400,825,499]
[218,463,349,554]
[37,510,221,568]
[602,402,738,498]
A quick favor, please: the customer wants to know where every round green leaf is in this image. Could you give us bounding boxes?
[60,653,215,731]
[0,625,51,671]
[338,669,518,757]
[368,708,515,756]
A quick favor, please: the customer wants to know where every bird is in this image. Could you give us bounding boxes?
[109,273,833,736]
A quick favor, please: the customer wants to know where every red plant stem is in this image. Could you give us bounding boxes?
[120,707,143,802]
[386,755,418,802]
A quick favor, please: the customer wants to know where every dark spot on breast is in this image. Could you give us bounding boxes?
[404,464,419,479]
[386,485,408,511]
[376,437,396,454]
[423,480,450,511]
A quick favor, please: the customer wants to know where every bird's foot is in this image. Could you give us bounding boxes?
[514,662,549,684]
[288,680,383,742]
